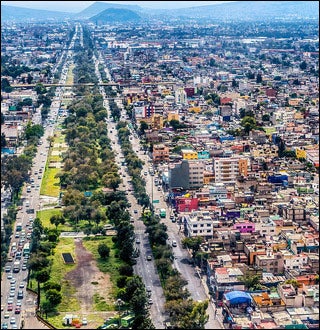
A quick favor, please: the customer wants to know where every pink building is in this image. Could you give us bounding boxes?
[233,222,255,233]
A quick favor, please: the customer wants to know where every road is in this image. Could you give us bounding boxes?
[1,32,77,330]
[97,53,224,329]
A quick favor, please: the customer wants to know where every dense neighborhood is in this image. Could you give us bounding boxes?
[1,2,319,330]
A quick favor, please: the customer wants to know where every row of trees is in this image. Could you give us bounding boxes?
[113,104,209,328]
[44,26,155,328]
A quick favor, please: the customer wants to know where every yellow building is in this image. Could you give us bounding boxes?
[167,112,179,122]
[288,98,302,106]
[161,89,172,96]
[181,149,198,160]
[188,106,201,113]
[296,148,307,159]
[151,114,163,130]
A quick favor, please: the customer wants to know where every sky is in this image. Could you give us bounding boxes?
[2,1,235,12]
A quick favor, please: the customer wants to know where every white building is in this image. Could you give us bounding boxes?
[183,210,214,239]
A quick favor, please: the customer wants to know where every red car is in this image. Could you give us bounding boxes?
[14,307,21,314]
[7,304,13,312]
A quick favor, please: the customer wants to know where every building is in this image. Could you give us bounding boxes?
[183,210,214,239]
[153,143,169,164]
[255,248,284,274]
[168,160,204,190]
[214,156,249,184]
[175,87,188,105]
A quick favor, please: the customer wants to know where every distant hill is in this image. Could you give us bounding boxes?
[76,1,142,19]
[165,1,319,21]
[1,1,318,23]
[90,8,142,24]
[1,5,72,22]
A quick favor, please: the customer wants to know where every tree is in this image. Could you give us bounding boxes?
[181,237,203,260]
[45,289,62,306]
[1,78,13,92]
[139,121,148,135]
[49,214,65,229]
[299,61,307,70]
[35,268,50,306]
[240,274,262,291]
[102,172,121,191]
[256,73,263,83]
[179,300,209,329]
[40,301,53,319]
[43,281,61,292]
[240,116,256,134]
[98,242,110,259]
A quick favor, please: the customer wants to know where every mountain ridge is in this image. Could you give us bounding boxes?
[90,8,142,24]
[1,1,318,23]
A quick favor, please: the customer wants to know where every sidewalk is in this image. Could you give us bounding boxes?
[201,275,225,329]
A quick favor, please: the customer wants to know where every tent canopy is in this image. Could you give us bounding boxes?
[224,291,252,305]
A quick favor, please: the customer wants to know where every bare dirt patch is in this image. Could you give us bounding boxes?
[64,238,115,327]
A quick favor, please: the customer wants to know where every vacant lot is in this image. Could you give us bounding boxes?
[47,237,116,329]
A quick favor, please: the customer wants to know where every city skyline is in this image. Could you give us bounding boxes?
[2,1,236,12]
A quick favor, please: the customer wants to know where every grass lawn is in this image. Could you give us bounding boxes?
[45,238,80,328]
[66,64,75,85]
[36,208,70,231]
[40,167,61,197]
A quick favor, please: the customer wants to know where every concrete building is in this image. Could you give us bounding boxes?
[183,210,214,239]
[153,143,169,164]
[214,156,249,184]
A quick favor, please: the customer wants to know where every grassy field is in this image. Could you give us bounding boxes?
[36,208,70,231]
[66,64,75,85]
[40,167,61,197]
[39,127,67,198]
[82,236,123,289]
[44,238,80,328]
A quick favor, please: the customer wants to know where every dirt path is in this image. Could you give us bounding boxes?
[65,238,113,316]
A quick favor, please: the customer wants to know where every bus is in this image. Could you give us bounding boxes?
[23,242,30,257]
[159,209,166,218]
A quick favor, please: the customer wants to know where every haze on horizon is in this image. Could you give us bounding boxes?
[2,1,236,12]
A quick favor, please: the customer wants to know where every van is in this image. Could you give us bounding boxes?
[26,186,31,193]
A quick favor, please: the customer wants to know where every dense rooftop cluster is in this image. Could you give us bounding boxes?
[1,18,319,330]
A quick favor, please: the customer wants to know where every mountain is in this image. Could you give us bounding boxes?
[90,8,142,24]
[1,1,318,23]
[76,1,142,19]
[1,5,72,23]
[164,1,319,21]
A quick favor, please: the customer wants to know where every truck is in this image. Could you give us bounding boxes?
[13,260,21,273]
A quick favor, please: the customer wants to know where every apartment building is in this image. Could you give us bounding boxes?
[214,156,249,184]
[182,210,214,239]
[153,143,169,164]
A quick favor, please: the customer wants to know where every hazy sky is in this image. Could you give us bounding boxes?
[2,1,235,12]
